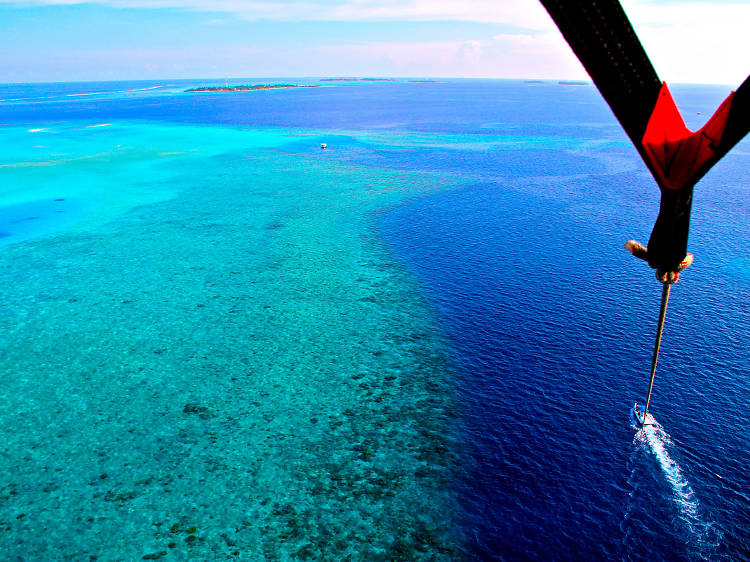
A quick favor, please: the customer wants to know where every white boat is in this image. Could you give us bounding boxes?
[632,402,648,427]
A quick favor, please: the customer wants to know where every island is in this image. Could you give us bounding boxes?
[184,84,316,93]
[319,78,394,82]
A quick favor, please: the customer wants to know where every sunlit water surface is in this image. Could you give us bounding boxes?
[0,79,748,560]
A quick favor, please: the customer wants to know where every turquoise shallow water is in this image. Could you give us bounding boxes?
[2,79,748,559]
[0,120,463,559]
[0,122,302,241]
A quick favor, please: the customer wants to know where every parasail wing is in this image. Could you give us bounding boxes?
[538,0,662,156]
[712,75,750,170]
[539,0,750,191]
[540,0,750,274]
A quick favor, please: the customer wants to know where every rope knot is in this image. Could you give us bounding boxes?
[624,240,693,284]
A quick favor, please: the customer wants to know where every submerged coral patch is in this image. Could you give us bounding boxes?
[0,134,462,559]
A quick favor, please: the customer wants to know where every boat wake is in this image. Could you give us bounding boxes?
[634,415,699,520]
[629,413,723,557]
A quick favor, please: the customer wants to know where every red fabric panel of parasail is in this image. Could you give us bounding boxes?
[641,83,734,192]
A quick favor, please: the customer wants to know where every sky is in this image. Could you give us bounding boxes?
[0,0,748,84]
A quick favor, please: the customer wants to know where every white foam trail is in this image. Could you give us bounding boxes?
[633,414,723,552]
[636,416,700,522]
[66,91,108,97]
[65,86,165,99]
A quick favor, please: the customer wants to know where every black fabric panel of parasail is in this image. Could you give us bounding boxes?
[715,75,750,162]
[539,0,662,154]
[681,74,750,192]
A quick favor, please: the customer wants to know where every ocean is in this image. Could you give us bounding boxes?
[0,79,747,560]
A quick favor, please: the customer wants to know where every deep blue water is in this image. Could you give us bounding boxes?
[1,79,748,559]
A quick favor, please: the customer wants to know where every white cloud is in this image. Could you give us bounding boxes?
[1,0,554,27]
[2,0,746,84]
[309,40,478,76]
[301,34,588,79]
[323,0,552,27]
[620,0,750,85]
[457,40,482,66]
[487,32,586,79]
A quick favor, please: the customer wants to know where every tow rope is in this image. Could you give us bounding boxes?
[539,0,749,423]
[644,282,670,419]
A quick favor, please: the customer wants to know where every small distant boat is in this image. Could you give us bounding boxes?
[631,402,648,427]
[320,143,327,149]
